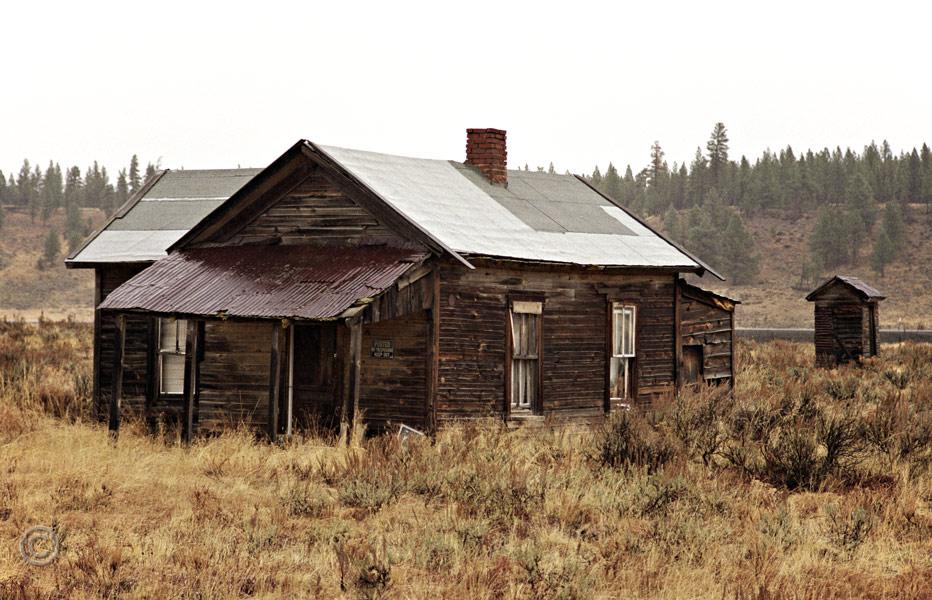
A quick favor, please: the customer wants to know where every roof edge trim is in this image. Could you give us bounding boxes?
[805,275,886,301]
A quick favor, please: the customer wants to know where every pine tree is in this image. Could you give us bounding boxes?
[116,169,129,208]
[688,147,708,204]
[810,206,849,268]
[590,166,602,188]
[621,165,638,206]
[921,143,932,209]
[64,166,83,207]
[547,162,555,175]
[144,163,157,183]
[880,201,906,253]
[40,228,61,270]
[845,171,875,233]
[40,161,63,222]
[0,169,5,203]
[648,141,667,185]
[870,229,895,277]
[129,154,141,194]
[706,122,729,189]
[722,213,759,283]
[16,159,32,207]
[602,163,622,201]
[65,207,85,251]
[905,148,922,202]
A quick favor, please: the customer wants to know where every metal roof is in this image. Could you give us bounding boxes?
[98,245,428,320]
[66,168,260,266]
[806,275,885,301]
[316,145,700,269]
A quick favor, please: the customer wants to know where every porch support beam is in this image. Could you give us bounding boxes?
[268,321,286,441]
[426,270,440,433]
[340,318,362,442]
[144,316,158,433]
[182,319,202,444]
[109,313,126,438]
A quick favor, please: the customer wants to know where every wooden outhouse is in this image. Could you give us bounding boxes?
[676,280,738,388]
[806,275,884,368]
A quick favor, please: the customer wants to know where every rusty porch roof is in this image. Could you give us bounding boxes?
[98,245,428,321]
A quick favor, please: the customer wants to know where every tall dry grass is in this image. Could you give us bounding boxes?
[0,320,929,598]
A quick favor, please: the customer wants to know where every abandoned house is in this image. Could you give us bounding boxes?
[806,275,884,368]
[66,129,729,439]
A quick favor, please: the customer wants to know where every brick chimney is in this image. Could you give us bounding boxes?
[465,128,507,185]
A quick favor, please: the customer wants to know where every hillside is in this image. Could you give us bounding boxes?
[0,205,929,328]
[734,206,930,329]
[0,207,104,321]
[656,204,932,329]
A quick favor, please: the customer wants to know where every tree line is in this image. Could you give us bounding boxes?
[0,156,158,266]
[3,130,930,280]
[582,124,930,283]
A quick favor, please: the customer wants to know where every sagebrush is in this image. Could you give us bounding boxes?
[0,320,930,598]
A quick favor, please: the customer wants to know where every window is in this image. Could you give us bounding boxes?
[159,318,187,394]
[610,304,635,404]
[510,300,541,411]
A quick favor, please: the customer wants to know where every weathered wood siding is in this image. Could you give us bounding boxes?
[436,262,676,423]
[359,314,428,431]
[814,302,867,367]
[810,281,878,367]
[198,320,273,431]
[223,172,408,247]
[95,265,149,419]
[678,288,734,384]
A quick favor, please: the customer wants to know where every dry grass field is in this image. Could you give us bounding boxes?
[0,319,930,598]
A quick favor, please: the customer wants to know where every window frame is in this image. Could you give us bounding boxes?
[158,317,188,395]
[607,302,637,409]
[506,296,544,415]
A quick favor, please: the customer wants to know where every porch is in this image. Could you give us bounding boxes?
[97,244,436,441]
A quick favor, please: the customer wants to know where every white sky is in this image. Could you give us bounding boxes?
[2,0,930,179]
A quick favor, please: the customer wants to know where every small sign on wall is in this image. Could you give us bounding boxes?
[370,339,394,359]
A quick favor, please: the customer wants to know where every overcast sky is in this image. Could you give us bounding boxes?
[2,0,929,179]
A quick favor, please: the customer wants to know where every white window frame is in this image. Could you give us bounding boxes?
[509,300,542,412]
[158,317,187,395]
[610,304,636,404]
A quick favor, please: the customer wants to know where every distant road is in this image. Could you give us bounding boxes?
[736,328,932,343]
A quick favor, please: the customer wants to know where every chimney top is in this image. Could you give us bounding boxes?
[465,128,507,185]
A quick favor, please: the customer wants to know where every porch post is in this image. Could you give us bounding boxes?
[268,321,286,441]
[182,319,202,444]
[144,316,158,433]
[426,270,440,433]
[339,318,362,441]
[109,313,126,437]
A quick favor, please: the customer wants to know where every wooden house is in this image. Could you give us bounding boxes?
[676,281,738,388]
[806,275,884,368]
[66,129,727,439]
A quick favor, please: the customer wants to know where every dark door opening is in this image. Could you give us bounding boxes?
[681,345,704,386]
[289,323,340,433]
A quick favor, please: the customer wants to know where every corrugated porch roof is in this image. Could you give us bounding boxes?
[98,245,428,320]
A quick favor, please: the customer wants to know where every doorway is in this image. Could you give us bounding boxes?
[288,323,340,433]
[681,345,704,386]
